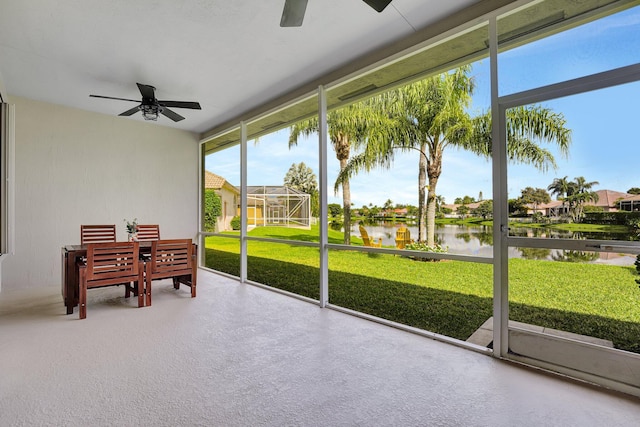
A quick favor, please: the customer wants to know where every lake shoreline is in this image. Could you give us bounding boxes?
[353,220,638,266]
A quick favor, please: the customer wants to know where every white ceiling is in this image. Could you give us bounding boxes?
[0,0,480,135]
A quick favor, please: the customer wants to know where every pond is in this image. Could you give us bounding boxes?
[354,222,638,266]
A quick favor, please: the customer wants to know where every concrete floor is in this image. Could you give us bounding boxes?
[1,271,639,426]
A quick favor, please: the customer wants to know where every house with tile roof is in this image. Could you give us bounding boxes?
[590,189,632,211]
[205,171,239,231]
[617,194,640,211]
[531,189,633,216]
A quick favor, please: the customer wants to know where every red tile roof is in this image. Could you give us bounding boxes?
[205,171,226,189]
[591,189,632,207]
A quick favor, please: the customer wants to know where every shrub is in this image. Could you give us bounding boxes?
[230,215,241,230]
[531,212,544,223]
[404,242,448,262]
[204,190,222,232]
[405,242,448,253]
[626,217,640,232]
[583,211,640,225]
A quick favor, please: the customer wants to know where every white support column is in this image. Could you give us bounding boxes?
[240,121,248,283]
[490,17,509,358]
[197,139,204,268]
[0,103,16,291]
[318,86,329,307]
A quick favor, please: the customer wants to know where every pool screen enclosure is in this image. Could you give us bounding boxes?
[246,186,311,228]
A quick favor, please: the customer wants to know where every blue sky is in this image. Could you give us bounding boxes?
[206,5,640,207]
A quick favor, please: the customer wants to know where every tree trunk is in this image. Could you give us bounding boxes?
[425,141,442,248]
[335,135,351,245]
[341,157,351,245]
[426,176,438,247]
[417,147,427,242]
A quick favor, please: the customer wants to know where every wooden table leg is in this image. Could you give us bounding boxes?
[62,248,82,315]
[62,249,73,314]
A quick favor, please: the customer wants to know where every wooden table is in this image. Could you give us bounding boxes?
[61,242,197,315]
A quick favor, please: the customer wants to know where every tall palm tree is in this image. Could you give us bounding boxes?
[435,195,445,216]
[547,175,572,216]
[548,176,572,199]
[567,176,599,222]
[338,67,572,247]
[337,67,475,244]
[289,103,387,244]
[573,176,599,193]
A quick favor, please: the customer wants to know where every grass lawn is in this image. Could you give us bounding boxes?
[204,225,640,353]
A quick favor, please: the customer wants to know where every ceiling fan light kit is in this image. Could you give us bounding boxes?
[141,104,162,121]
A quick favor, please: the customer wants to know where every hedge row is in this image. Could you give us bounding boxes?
[583,211,640,225]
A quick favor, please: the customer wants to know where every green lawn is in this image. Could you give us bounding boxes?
[204,226,640,353]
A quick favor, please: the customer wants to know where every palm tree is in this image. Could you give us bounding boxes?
[383,199,394,212]
[435,195,445,216]
[338,67,572,247]
[547,176,572,216]
[567,176,599,222]
[548,176,572,198]
[289,103,387,244]
[337,67,475,244]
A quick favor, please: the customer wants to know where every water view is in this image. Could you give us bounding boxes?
[356,222,637,266]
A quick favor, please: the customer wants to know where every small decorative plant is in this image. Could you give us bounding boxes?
[124,218,138,234]
[404,241,448,262]
[405,242,448,253]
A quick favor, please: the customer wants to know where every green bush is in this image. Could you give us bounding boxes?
[204,190,222,232]
[230,215,241,230]
[405,242,448,253]
[583,211,640,225]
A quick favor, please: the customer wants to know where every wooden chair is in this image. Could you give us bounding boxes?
[80,224,116,245]
[358,225,382,247]
[395,226,414,249]
[144,239,196,306]
[78,241,144,319]
[136,224,160,241]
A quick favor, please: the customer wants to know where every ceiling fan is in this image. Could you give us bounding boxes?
[280,0,393,27]
[90,83,201,122]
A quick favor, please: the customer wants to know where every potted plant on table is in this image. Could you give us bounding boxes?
[124,218,138,241]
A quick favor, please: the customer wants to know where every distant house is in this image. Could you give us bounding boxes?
[205,171,239,231]
[589,189,632,212]
[618,194,640,211]
[382,208,408,217]
[529,200,565,216]
[443,202,484,217]
[532,189,633,216]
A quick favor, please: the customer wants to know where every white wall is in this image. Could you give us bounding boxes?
[1,96,199,290]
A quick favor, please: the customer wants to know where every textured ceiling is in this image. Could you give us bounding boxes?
[0,0,480,135]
